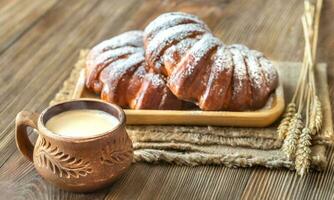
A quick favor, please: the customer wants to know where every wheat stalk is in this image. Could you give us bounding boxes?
[302,0,323,136]
[309,94,317,134]
[278,0,323,175]
[295,127,312,176]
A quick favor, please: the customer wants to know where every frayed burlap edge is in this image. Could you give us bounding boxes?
[133,145,326,170]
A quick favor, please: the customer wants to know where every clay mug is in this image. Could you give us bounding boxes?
[15,99,133,192]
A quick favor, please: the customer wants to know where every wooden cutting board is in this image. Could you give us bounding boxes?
[72,69,284,127]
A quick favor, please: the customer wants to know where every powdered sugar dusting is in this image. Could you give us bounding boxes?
[146,23,208,65]
[228,45,247,95]
[144,12,210,41]
[245,53,263,89]
[250,48,277,86]
[94,46,143,66]
[145,73,165,88]
[93,31,143,53]
[229,44,248,52]
[105,53,145,79]
[250,49,277,89]
[88,31,143,64]
[212,46,233,75]
[250,49,264,57]
[106,31,143,48]
[231,44,263,89]
[163,38,198,65]
[100,53,144,96]
[258,56,278,86]
[183,34,221,76]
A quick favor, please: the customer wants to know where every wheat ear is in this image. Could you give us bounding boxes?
[309,96,322,135]
[314,96,323,133]
[277,103,297,139]
[295,127,312,176]
[309,97,316,134]
[296,86,312,176]
[282,113,304,159]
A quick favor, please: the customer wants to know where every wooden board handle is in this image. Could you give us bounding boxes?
[72,69,86,99]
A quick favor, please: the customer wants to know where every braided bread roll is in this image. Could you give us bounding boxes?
[144,12,278,111]
[85,31,183,110]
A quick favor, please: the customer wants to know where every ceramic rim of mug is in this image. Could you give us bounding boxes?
[37,99,126,142]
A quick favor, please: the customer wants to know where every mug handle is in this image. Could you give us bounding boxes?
[15,111,39,162]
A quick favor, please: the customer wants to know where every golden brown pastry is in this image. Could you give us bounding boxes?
[85,31,183,110]
[143,12,278,111]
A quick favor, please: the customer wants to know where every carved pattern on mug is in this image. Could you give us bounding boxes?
[100,135,132,166]
[35,138,93,179]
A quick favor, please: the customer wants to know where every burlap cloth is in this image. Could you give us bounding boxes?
[51,51,333,170]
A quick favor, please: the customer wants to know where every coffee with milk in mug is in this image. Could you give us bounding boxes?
[46,109,120,138]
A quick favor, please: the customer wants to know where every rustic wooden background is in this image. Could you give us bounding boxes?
[1,0,334,199]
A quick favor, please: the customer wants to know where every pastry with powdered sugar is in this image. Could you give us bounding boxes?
[144,12,278,111]
[85,31,183,110]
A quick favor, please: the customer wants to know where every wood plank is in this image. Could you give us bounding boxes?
[0,0,58,54]
[0,0,333,199]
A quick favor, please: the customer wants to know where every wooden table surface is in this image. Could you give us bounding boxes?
[1,0,334,199]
